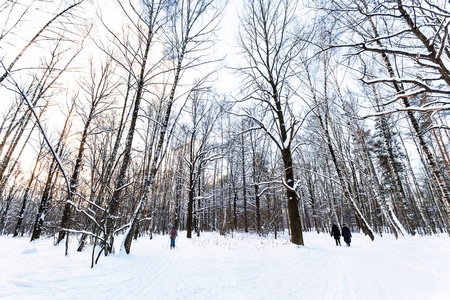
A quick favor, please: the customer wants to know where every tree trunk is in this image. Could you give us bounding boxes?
[186,172,195,238]
[241,129,248,233]
[281,148,304,245]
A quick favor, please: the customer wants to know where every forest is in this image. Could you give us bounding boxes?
[0,0,449,262]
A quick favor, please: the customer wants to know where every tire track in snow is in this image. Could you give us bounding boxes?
[170,239,219,299]
[328,245,388,300]
[165,240,190,299]
[331,247,363,300]
[118,236,173,299]
[145,236,196,299]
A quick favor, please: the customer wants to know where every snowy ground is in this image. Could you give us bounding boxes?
[0,231,449,300]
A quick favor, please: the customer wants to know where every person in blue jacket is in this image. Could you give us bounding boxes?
[342,224,352,246]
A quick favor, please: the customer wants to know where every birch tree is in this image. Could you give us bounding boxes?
[56,59,117,245]
[319,0,450,217]
[296,18,376,239]
[122,0,225,253]
[97,0,168,256]
[30,103,74,241]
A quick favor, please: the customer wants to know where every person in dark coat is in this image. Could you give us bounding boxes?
[331,224,341,246]
[342,224,352,246]
[170,226,177,249]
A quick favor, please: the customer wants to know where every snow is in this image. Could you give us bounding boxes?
[1,232,449,300]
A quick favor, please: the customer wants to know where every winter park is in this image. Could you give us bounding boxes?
[1,0,450,299]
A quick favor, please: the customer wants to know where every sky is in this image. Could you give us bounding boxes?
[0,0,243,170]
[0,0,428,172]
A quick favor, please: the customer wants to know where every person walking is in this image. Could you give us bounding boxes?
[342,224,352,247]
[170,226,177,249]
[331,224,341,246]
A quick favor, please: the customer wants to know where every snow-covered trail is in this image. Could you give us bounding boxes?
[324,237,448,300]
[1,232,449,299]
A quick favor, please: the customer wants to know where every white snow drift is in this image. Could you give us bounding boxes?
[0,232,449,300]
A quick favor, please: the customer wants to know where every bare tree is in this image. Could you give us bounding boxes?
[13,140,46,237]
[248,121,271,235]
[318,0,450,218]
[30,102,74,241]
[56,58,117,246]
[179,90,224,238]
[122,0,225,253]
[98,0,167,256]
[237,0,305,245]
[300,55,375,240]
